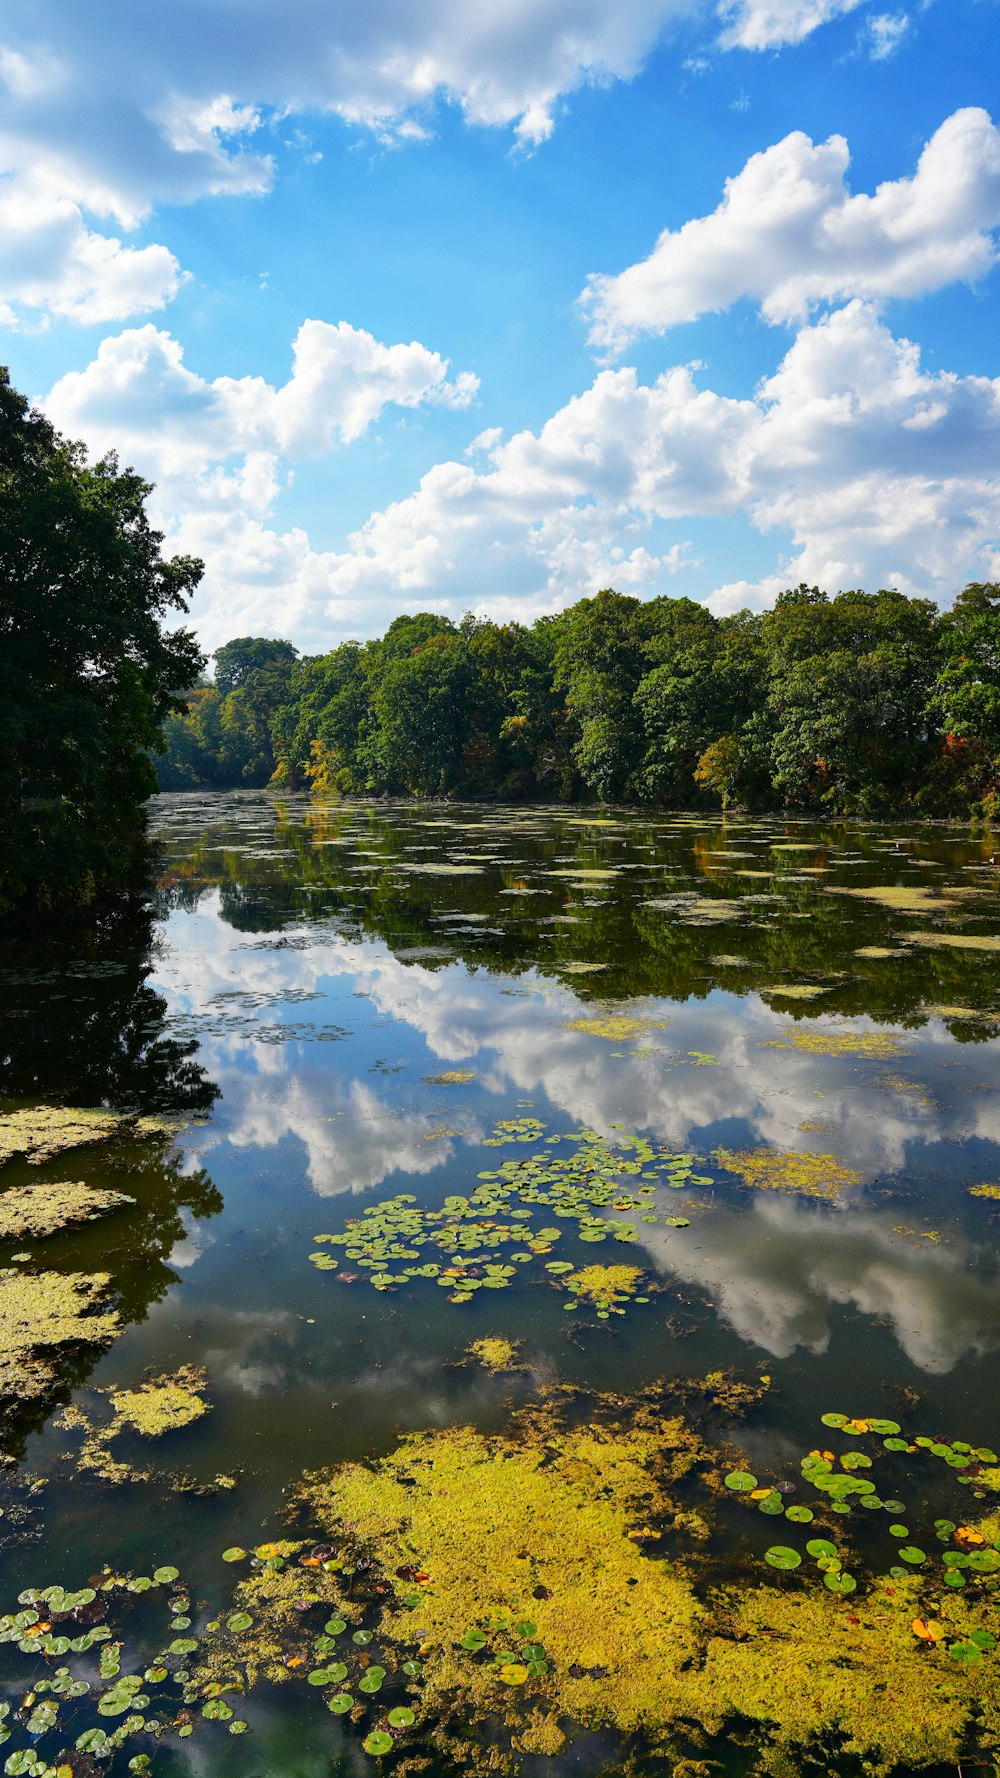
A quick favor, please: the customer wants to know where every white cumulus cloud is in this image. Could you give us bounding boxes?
[581,107,1000,351]
[43,301,1000,647]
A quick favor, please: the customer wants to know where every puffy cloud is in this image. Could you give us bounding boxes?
[0,183,183,326]
[44,319,477,467]
[44,301,1000,646]
[581,108,1000,350]
[717,0,865,49]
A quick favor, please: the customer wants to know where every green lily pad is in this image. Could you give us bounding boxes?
[824,1572,857,1595]
[364,1730,394,1755]
[153,1566,179,1584]
[725,1471,757,1492]
[806,1539,838,1559]
[222,1548,247,1563]
[388,1707,415,1727]
[820,1413,847,1427]
[764,1546,802,1570]
[328,1693,353,1714]
[227,1613,252,1633]
[785,1505,813,1523]
[899,1547,926,1564]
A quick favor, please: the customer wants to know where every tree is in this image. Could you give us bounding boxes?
[213,636,297,694]
[0,369,203,912]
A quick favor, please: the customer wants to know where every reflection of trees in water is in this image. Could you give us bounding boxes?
[0,900,219,1116]
[0,899,222,1455]
[149,797,1000,1038]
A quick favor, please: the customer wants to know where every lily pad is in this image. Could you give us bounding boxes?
[364,1730,394,1755]
[764,1546,802,1570]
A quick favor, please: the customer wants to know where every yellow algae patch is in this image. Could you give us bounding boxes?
[644,895,745,923]
[839,885,957,914]
[969,1184,1000,1201]
[760,984,832,1000]
[465,1337,524,1374]
[65,1366,211,1482]
[0,1104,173,1167]
[561,1014,669,1042]
[763,1025,908,1058]
[109,1365,209,1437]
[299,1413,709,1744]
[0,1269,119,1406]
[904,930,1000,954]
[548,868,620,881]
[566,1264,644,1306]
[854,945,909,959]
[923,1005,1000,1023]
[292,1398,1000,1776]
[0,1181,135,1242]
[0,1105,125,1166]
[716,1148,863,1200]
[696,1576,990,1775]
[424,1071,477,1085]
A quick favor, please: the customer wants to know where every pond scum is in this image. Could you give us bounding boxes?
[1,1394,1000,1777]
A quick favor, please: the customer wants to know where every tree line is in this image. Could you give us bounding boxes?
[157,584,1000,817]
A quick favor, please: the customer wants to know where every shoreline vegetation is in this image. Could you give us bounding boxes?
[157,585,1000,822]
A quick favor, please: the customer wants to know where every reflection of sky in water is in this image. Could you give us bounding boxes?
[143,846,1000,1383]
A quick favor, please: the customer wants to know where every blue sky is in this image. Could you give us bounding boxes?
[2,0,998,652]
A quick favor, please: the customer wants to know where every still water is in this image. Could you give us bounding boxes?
[1,794,999,1776]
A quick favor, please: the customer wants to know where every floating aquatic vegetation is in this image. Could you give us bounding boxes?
[563,1264,646,1316]
[290,1389,1000,1775]
[57,1368,211,1485]
[854,945,910,959]
[548,868,620,882]
[763,1026,908,1058]
[923,1005,1000,1024]
[560,1014,668,1042]
[0,1107,156,1168]
[310,1117,705,1313]
[715,1148,863,1200]
[0,1270,119,1410]
[839,885,957,914]
[0,1183,135,1243]
[904,930,1000,953]
[464,1338,525,1373]
[643,894,745,924]
[969,1184,1000,1201]
[760,984,832,1000]
[423,1071,476,1085]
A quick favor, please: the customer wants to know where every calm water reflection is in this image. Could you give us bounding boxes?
[1,793,999,1773]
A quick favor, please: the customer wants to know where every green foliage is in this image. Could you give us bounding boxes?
[0,367,204,911]
[154,579,1000,816]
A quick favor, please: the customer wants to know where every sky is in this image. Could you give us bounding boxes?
[2,0,999,655]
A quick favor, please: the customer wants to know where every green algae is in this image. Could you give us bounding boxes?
[0,1182,135,1242]
[57,1367,213,1484]
[559,1014,669,1042]
[463,1337,525,1374]
[0,1106,170,1168]
[763,1026,908,1058]
[715,1148,863,1200]
[0,1270,120,1408]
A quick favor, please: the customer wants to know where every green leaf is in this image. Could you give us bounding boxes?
[764,1546,802,1571]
